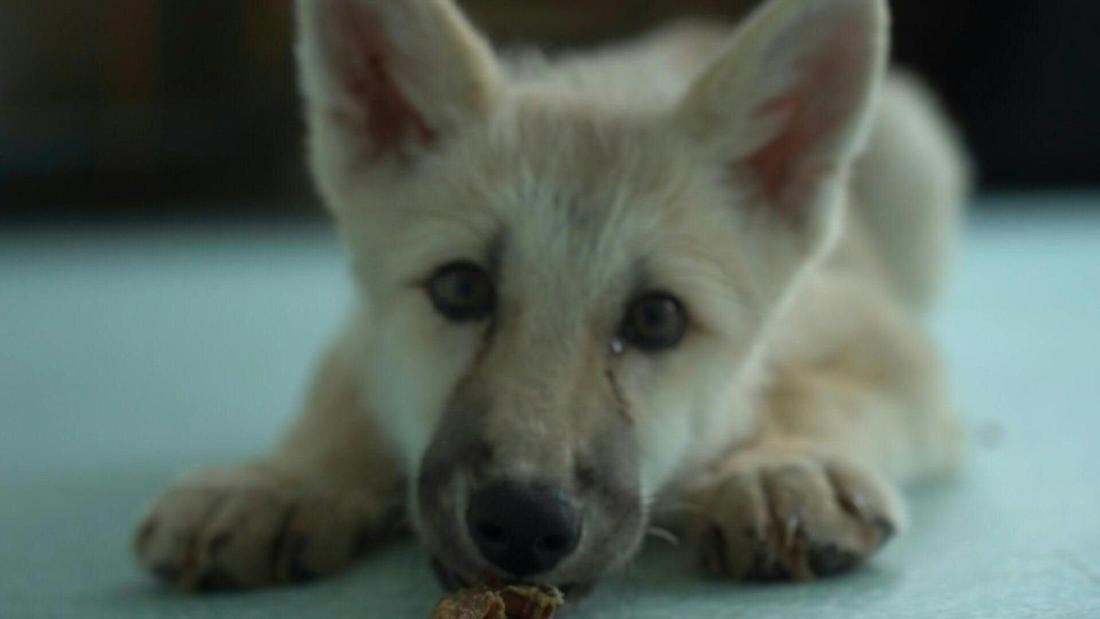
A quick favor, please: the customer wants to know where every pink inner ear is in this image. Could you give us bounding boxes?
[743,20,865,215]
[334,2,436,159]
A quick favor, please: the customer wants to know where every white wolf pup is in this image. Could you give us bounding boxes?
[135,0,968,597]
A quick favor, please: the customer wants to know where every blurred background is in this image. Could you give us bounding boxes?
[2,0,1098,221]
[2,6,1099,616]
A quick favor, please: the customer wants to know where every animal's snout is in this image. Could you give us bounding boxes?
[466,481,582,577]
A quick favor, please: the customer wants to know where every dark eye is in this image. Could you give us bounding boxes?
[428,262,495,322]
[620,293,686,352]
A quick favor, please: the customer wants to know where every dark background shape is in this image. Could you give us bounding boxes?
[1,0,1097,221]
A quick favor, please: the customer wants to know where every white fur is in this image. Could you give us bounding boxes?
[135,0,969,591]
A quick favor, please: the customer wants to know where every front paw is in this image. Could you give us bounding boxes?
[695,450,902,581]
[134,466,391,591]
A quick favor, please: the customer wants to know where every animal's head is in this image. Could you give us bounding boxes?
[296,0,887,592]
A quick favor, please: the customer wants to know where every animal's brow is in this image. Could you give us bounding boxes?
[623,257,650,301]
[485,228,507,279]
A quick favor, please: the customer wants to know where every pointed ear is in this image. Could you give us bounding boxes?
[296,0,499,177]
[676,0,888,227]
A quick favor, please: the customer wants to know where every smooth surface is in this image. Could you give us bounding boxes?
[2,196,1099,618]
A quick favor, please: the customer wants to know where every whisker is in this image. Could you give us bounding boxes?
[645,526,681,547]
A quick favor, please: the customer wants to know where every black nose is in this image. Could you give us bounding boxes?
[466,482,582,577]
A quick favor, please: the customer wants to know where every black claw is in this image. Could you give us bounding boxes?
[700,526,730,576]
[271,503,300,579]
[196,566,242,592]
[742,551,791,582]
[872,517,897,543]
[807,544,860,577]
[285,535,319,583]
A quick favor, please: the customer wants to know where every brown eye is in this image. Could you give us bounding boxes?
[428,262,495,322]
[620,293,686,352]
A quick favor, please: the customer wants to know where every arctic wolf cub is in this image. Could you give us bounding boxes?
[135,0,968,597]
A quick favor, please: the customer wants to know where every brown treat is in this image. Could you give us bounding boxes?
[499,585,565,619]
[429,588,506,619]
[429,585,565,619]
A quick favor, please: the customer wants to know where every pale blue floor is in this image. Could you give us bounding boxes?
[2,195,1099,618]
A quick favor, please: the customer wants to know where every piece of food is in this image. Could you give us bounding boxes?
[429,585,564,619]
[429,588,506,619]
[498,585,564,619]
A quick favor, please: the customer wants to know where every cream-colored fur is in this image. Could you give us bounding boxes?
[135,0,968,592]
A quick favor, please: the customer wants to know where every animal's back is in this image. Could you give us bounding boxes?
[850,73,971,312]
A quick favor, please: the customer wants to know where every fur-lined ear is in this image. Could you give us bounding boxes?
[677,0,888,226]
[296,0,499,177]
